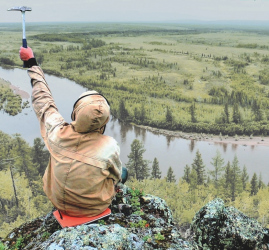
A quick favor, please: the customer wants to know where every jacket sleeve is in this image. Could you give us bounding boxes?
[27,66,65,146]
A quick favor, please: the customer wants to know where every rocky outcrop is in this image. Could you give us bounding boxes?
[2,188,269,250]
[191,198,269,250]
[1,184,198,250]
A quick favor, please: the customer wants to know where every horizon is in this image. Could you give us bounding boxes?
[1,0,269,23]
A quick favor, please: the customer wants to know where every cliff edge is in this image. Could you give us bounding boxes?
[1,185,269,250]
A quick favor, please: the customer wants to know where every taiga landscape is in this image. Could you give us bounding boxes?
[1,21,269,248]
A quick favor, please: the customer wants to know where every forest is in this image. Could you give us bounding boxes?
[1,23,269,135]
[125,138,269,228]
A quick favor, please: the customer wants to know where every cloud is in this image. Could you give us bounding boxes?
[1,0,269,23]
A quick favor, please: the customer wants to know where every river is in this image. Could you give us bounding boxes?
[0,66,268,183]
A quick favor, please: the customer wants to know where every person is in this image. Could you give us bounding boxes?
[19,46,125,217]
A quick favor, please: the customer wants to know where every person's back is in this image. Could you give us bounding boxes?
[20,48,122,217]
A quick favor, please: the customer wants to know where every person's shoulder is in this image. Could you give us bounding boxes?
[100,134,119,146]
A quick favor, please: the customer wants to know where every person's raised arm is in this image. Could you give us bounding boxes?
[19,47,65,146]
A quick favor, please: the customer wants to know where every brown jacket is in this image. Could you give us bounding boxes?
[28,66,122,217]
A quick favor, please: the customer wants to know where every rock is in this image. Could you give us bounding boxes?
[191,198,269,250]
[3,190,269,250]
[1,184,198,250]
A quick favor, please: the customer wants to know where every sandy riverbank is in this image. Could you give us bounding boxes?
[135,124,269,147]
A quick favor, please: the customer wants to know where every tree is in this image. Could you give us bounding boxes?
[151,157,162,179]
[191,150,206,185]
[252,99,263,121]
[165,106,173,124]
[209,150,225,190]
[118,99,129,120]
[258,172,265,190]
[13,134,38,196]
[190,102,197,123]
[140,103,146,123]
[223,161,231,191]
[224,103,229,123]
[126,139,150,180]
[241,165,249,191]
[232,103,241,124]
[166,166,176,183]
[230,155,243,201]
[250,173,258,196]
[182,164,191,184]
[32,138,50,175]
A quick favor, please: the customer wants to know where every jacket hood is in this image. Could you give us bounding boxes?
[71,91,110,133]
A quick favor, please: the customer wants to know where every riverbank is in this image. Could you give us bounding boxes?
[4,69,269,148]
[134,124,269,147]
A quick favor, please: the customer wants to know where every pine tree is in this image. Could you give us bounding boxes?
[252,99,263,121]
[182,164,191,184]
[241,165,249,191]
[31,138,50,175]
[118,99,129,120]
[151,157,162,179]
[209,150,225,189]
[230,155,243,201]
[166,166,176,183]
[140,103,146,123]
[165,106,173,124]
[223,161,231,191]
[232,103,241,124]
[258,172,265,190]
[13,134,38,196]
[190,102,197,123]
[191,150,206,185]
[224,103,229,123]
[250,173,258,196]
[126,139,150,180]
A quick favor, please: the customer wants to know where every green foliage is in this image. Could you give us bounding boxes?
[142,235,152,242]
[126,139,150,180]
[251,173,258,196]
[0,242,7,250]
[0,131,52,238]
[190,102,197,123]
[118,99,129,120]
[151,157,162,179]
[98,220,106,225]
[191,150,206,185]
[182,165,191,184]
[31,138,50,176]
[232,103,242,124]
[229,156,243,201]
[166,166,176,183]
[154,232,165,241]
[129,220,148,228]
[0,82,23,116]
[241,166,249,191]
[127,187,144,212]
[209,150,225,191]
[41,231,51,240]
[236,43,258,49]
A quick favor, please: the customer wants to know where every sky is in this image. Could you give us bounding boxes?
[1,0,269,23]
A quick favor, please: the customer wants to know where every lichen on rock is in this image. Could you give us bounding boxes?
[191,198,269,250]
[1,184,198,250]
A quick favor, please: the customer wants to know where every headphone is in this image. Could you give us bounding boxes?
[71,93,110,134]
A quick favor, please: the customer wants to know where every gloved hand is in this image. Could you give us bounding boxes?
[19,46,34,61]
